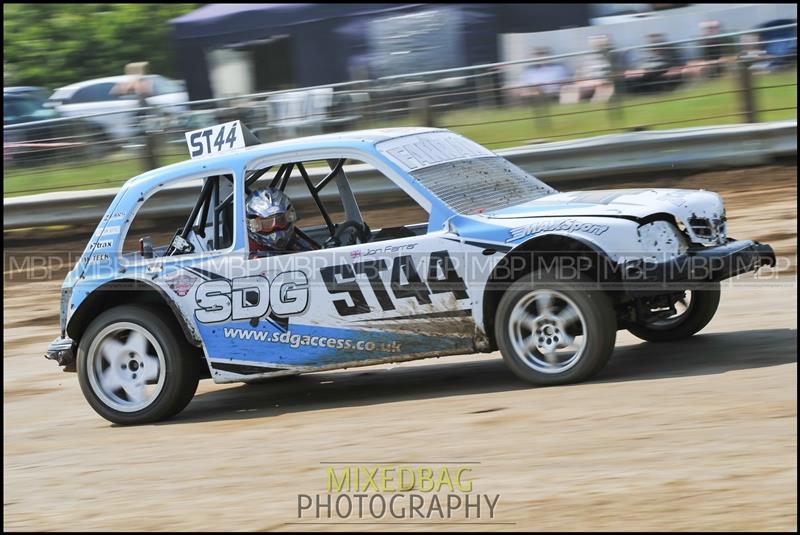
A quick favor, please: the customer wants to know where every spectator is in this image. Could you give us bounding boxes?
[739,33,772,74]
[683,20,738,80]
[516,47,572,103]
[110,63,153,104]
[741,23,798,74]
[559,35,622,104]
[624,33,685,92]
[111,62,158,169]
[755,19,798,71]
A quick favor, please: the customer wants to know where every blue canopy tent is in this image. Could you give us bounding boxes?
[170,3,591,101]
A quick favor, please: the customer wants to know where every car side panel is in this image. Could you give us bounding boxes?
[181,231,483,382]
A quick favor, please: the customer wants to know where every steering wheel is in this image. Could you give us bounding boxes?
[324,220,371,248]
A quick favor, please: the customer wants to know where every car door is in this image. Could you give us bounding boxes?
[58,82,136,140]
[194,228,477,376]
[191,156,478,377]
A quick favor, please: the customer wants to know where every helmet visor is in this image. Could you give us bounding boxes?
[247,210,296,234]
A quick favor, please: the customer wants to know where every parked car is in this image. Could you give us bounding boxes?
[4,91,113,164]
[4,92,58,125]
[4,85,51,103]
[48,75,189,142]
[45,123,776,425]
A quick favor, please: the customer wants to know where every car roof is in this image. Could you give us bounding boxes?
[126,127,445,186]
[4,86,47,93]
[55,75,161,90]
[243,126,442,150]
[3,93,43,103]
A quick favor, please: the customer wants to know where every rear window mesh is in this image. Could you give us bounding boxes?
[411,157,556,214]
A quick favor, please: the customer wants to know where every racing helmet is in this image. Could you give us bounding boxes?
[246,187,297,250]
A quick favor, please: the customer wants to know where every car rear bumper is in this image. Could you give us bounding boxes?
[45,337,76,371]
[622,240,775,295]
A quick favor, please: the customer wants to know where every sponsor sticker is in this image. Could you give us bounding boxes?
[507,219,609,243]
[94,225,121,238]
[166,273,197,297]
[102,211,125,222]
[376,132,493,172]
[194,271,309,323]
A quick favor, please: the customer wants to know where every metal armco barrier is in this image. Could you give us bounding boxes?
[4,120,796,230]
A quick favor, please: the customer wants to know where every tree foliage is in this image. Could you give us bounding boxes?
[4,3,200,89]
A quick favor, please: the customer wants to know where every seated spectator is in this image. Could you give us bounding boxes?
[560,35,621,104]
[624,33,685,92]
[741,23,797,74]
[517,47,572,103]
[683,20,738,80]
[739,33,772,74]
[756,19,798,71]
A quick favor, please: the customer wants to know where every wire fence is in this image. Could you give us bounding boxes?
[3,23,796,197]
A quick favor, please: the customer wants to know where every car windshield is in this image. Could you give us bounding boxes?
[375,130,556,214]
[410,156,557,215]
[3,96,55,123]
[49,87,74,102]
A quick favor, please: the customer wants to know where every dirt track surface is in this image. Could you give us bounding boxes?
[3,165,797,531]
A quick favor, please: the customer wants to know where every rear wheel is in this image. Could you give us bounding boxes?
[627,284,721,342]
[495,271,617,386]
[77,305,200,425]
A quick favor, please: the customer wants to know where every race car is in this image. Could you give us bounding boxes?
[46,122,776,425]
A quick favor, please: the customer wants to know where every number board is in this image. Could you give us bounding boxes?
[185,120,246,159]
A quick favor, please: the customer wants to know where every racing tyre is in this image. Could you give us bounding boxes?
[495,271,617,386]
[627,284,721,342]
[77,304,200,425]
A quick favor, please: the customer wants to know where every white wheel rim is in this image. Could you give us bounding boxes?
[508,289,588,374]
[86,322,166,413]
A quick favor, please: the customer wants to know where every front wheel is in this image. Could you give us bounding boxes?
[77,305,200,425]
[627,284,721,342]
[495,271,617,386]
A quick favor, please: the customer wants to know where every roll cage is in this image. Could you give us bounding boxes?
[166,158,350,256]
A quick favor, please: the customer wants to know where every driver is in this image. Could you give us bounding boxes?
[246,188,317,258]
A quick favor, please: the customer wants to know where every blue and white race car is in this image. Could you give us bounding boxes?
[46,122,776,424]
